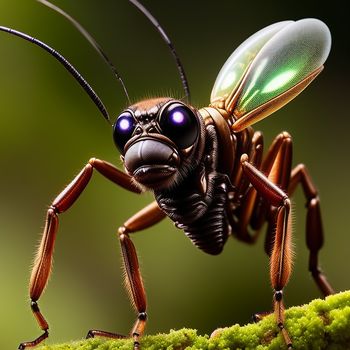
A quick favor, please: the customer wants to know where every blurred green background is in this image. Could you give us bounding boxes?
[0,0,348,348]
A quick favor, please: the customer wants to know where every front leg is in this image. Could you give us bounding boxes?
[240,154,293,349]
[19,158,141,349]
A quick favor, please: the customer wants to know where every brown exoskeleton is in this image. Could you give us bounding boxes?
[0,0,334,349]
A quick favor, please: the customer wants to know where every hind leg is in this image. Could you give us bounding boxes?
[233,131,292,248]
[288,164,334,295]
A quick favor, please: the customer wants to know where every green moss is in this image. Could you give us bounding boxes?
[38,291,350,350]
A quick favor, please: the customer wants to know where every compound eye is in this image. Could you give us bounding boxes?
[159,103,198,149]
[113,111,136,153]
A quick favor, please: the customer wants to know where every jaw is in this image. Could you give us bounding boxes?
[132,165,177,190]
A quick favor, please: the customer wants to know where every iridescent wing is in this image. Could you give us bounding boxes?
[210,19,331,132]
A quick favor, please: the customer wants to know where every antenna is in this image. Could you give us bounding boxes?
[37,0,130,104]
[0,26,111,122]
[128,0,191,102]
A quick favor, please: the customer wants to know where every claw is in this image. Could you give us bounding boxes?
[87,330,141,349]
[86,329,126,339]
[252,310,271,322]
[18,330,49,349]
[86,330,94,339]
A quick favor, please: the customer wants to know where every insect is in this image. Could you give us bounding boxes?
[0,0,334,349]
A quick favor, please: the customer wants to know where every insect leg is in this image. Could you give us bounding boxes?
[234,132,293,247]
[288,164,334,296]
[241,154,293,348]
[231,131,265,243]
[87,201,166,350]
[19,159,141,349]
[260,132,293,256]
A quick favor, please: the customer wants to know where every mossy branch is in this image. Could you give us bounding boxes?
[38,291,350,350]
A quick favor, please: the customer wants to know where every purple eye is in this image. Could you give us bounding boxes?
[113,111,136,153]
[159,103,198,149]
[171,111,185,124]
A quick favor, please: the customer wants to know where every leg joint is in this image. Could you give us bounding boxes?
[283,198,291,210]
[274,290,283,302]
[49,205,59,215]
[310,266,321,276]
[307,196,319,208]
[280,131,292,141]
[118,226,129,237]
[30,300,39,312]
[88,157,97,166]
[138,312,147,321]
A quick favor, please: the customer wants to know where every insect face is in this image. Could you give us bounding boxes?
[113,98,205,190]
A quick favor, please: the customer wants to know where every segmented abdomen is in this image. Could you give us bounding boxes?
[157,184,228,255]
[178,189,228,255]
